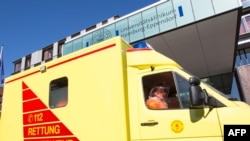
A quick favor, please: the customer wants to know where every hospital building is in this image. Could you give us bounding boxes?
[10,0,250,103]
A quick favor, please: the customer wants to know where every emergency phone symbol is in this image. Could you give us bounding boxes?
[28,114,34,123]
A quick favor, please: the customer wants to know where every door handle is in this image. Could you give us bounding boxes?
[141,121,158,126]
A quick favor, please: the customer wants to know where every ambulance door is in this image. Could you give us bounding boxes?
[137,71,222,141]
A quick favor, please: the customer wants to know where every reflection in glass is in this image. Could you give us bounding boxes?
[128,13,144,42]
[116,19,130,42]
[142,7,159,38]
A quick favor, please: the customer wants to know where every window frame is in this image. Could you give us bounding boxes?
[49,77,68,109]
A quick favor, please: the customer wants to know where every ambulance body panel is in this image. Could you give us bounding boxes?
[0,37,250,141]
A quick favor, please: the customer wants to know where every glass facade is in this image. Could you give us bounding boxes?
[201,73,233,95]
[63,0,240,55]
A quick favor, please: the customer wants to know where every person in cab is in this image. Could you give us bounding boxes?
[146,85,169,109]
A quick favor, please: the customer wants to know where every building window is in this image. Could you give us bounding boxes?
[245,15,250,30]
[201,73,233,94]
[25,55,31,69]
[58,39,65,58]
[58,43,63,57]
[240,14,250,34]
[14,60,22,73]
[71,32,80,38]
[49,77,68,109]
[240,20,247,35]
[102,19,108,25]
[42,46,53,62]
[86,25,96,32]
[241,0,250,8]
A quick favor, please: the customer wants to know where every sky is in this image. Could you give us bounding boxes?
[0,0,157,78]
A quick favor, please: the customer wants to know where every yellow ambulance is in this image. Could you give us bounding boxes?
[0,36,250,141]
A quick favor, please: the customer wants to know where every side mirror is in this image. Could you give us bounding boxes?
[189,76,204,107]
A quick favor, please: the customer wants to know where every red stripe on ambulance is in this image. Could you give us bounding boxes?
[23,99,47,112]
[24,137,79,141]
[23,110,59,125]
[22,81,79,141]
[23,82,37,100]
[23,123,73,137]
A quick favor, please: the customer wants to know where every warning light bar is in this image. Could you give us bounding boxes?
[133,41,153,49]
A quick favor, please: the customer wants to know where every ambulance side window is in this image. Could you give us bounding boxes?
[143,72,180,109]
[143,71,193,109]
[49,77,68,109]
[173,73,190,108]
